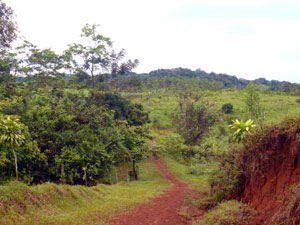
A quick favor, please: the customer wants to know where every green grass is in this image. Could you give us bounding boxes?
[197,200,256,225]
[163,156,210,194]
[131,90,300,127]
[128,89,300,149]
[203,90,300,123]
[131,92,181,147]
[0,159,170,225]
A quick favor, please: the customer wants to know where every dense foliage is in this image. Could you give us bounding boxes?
[0,84,150,185]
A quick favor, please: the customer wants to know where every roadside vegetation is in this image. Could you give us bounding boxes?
[197,200,256,225]
[129,84,300,224]
[0,159,170,225]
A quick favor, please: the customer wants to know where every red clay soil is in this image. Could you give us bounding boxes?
[242,133,300,224]
[243,141,300,213]
[107,157,188,225]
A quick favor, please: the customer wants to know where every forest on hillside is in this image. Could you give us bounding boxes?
[134,67,298,92]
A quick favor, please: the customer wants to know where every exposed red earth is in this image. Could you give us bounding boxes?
[107,157,189,225]
[242,129,300,224]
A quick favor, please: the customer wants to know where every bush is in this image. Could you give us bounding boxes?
[240,115,300,176]
[188,161,217,177]
[229,119,256,143]
[222,103,233,114]
[152,117,161,129]
[197,200,256,225]
[173,98,220,145]
[208,145,242,201]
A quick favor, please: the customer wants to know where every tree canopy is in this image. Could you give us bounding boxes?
[66,24,139,87]
[0,0,17,49]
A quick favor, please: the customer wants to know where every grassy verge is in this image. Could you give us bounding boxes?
[196,200,256,225]
[162,156,212,221]
[163,156,210,194]
[0,159,170,225]
[130,90,300,127]
[203,90,300,123]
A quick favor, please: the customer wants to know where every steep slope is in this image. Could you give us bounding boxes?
[239,116,300,224]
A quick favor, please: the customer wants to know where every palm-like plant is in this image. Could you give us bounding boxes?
[229,119,255,143]
[0,116,25,180]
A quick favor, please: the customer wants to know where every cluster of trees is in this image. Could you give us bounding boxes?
[1,23,139,88]
[99,68,299,94]
[113,76,224,92]
[0,82,150,185]
[0,1,150,185]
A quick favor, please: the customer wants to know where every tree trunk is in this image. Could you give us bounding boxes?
[126,170,129,182]
[91,64,95,88]
[132,159,138,180]
[84,169,87,186]
[115,168,118,184]
[61,163,65,184]
[12,146,18,181]
[92,75,95,88]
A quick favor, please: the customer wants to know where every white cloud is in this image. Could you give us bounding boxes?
[4,0,300,82]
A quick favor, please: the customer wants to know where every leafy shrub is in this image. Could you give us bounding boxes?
[188,161,217,177]
[222,103,233,114]
[197,200,256,225]
[173,98,220,145]
[152,117,161,129]
[229,119,255,143]
[208,145,242,201]
[214,190,226,203]
[196,196,217,210]
[240,115,300,177]
[164,136,188,161]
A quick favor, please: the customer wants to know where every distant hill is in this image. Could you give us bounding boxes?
[15,68,297,92]
[134,67,297,91]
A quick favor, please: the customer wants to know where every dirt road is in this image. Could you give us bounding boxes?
[107,157,188,225]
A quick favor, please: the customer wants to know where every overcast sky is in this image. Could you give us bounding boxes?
[4,0,300,82]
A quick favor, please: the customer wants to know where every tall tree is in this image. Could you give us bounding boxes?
[0,116,26,180]
[245,82,261,119]
[13,40,67,78]
[66,24,112,87]
[0,0,18,49]
[66,24,139,87]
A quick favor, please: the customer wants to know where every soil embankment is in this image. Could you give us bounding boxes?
[240,118,300,224]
